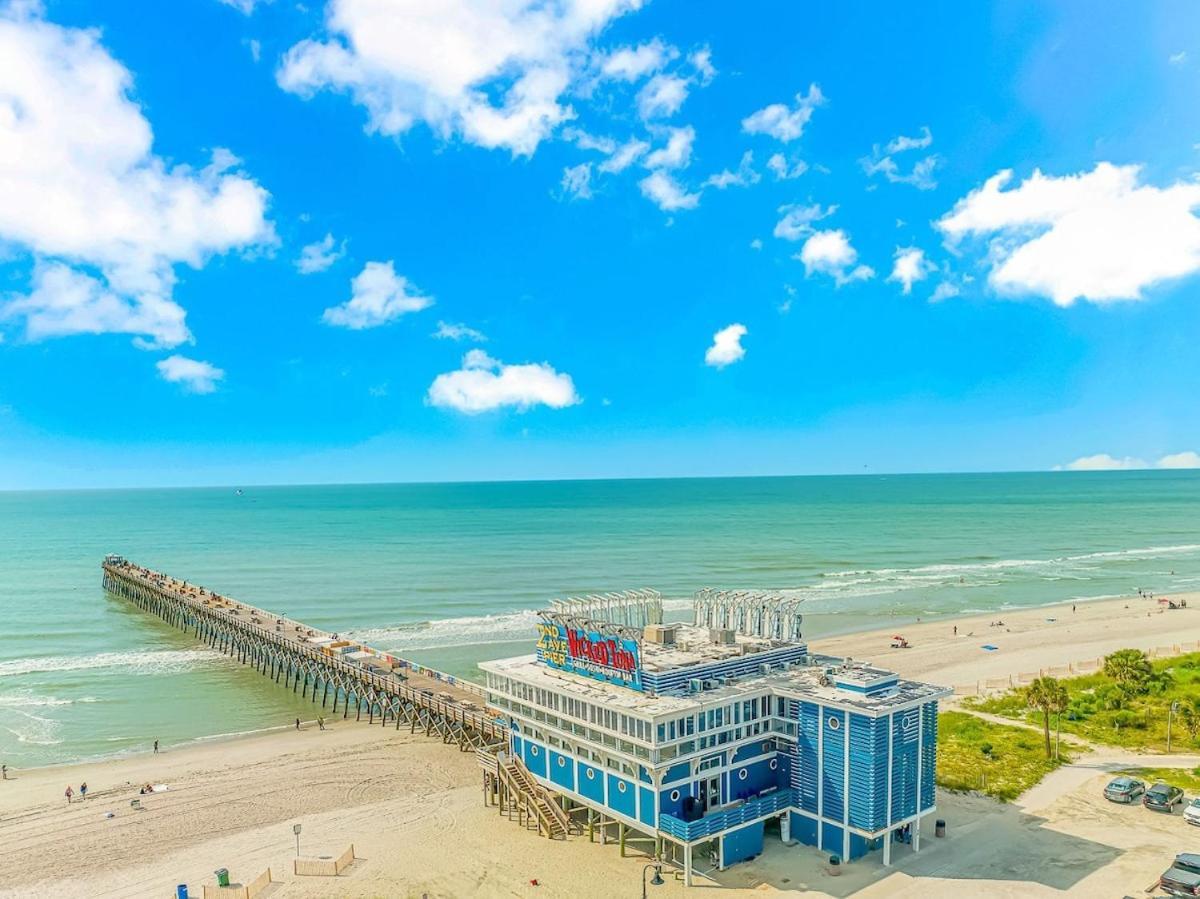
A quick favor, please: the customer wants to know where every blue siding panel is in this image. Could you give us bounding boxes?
[578,762,604,804]
[795,701,819,813]
[638,786,656,828]
[548,750,575,792]
[921,702,937,811]
[607,773,636,819]
[890,708,921,823]
[721,821,764,866]
[821,709,846,822]
[821,822,844,857]
[524,740,548,779]
[790,811,817,847]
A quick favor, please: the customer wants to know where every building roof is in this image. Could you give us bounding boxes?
[636,623,798,673]
[482,649,950,720]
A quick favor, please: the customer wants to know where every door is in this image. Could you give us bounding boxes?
[706,775,721,811]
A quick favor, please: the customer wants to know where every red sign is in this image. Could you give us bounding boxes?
[566,628,637,674]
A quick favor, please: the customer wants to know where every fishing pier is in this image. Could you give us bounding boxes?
[101,556,503,750]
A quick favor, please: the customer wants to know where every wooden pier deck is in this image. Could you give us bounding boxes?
[102,556,503,749]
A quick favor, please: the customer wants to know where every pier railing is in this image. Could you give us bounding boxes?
[102,558,502,749]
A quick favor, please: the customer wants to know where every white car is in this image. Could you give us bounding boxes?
[1185,798,1200,827]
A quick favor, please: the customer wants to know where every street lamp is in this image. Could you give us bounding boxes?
[293,823,302,858]
[1168,701,1180,754]
[642,863,664,898]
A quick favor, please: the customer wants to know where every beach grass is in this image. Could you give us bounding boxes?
[1116,766,1200,795]
[936,710,1071,802]
[965,651,1200,752]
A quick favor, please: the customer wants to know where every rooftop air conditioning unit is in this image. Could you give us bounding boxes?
[643,624,679,645]
[760,663,774,675]
[709,628,736,645]
[688,678,704,693]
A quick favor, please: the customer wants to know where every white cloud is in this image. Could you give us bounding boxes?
[560,162,593,199]
[704,323,746,368]
[0,6,274,350]
[741,84,825,143]
[1058,451,1200,471]
[247,38,262,62]
[637,73,690,119]
[930,281,960,303]
[277,0,643,157]
[1061,453,1146,471]
[773,203,835,241]
[749,238,763,250]
[688,47,716,84]
[638,170,699,211]
[598,137,649,173]
[599,39,676,81]
[296,233,344,274]
[322,261,433,329]
[797,230,874,285]
[703,151,760,190]
[643,126,694,170]
[1170,51,1188,65]
[937,162,1200,305]
[888,247,934,294]
[428,348,579,413]
[861,127,938,190]
[217,0,266,13]
[1158,451,1200,469]
[767,153,807,180]
[156,354,225,394]
[434,320,487,342]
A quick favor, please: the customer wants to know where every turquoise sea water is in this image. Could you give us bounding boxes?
[3,472,1200,768]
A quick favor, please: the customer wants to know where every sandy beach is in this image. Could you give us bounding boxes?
[4,591,1200,898]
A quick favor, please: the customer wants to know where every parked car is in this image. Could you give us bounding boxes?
[1160,852,1200,896]
[1185,798,1200,827]
[1103,776,1146,803]
[1144,782,1186,812]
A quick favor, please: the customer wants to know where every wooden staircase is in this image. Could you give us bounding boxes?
[479,748,575,839]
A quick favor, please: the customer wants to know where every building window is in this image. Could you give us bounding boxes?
[586,768,595,780]
[530,745,539,755]
[670,789,680,802]
[769,759,778,771]
[828,715,840,731]
[738,768,748,781]
[617,781,627,793]
[557,756,566,768]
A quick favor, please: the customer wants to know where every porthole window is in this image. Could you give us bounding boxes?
[557,756,566,768]
[738,768,749,781]
[828,715,840,731]
[769,759,778,771]
[761,742,770,753]
[586,768,596,780]
[617,781,627,793]
[670,789,681,802]
[530,745,539,756]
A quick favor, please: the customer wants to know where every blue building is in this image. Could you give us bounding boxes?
[481,590,949,884]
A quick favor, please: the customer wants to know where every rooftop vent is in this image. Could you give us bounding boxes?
[643,623,679,645]
[709,628,736,645]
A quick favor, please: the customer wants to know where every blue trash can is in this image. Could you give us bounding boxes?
[176,886,189,899]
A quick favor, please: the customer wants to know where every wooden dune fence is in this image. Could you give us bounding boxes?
[294,844,356,876]
[201,868,273,899]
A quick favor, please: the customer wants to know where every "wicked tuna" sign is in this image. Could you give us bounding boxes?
[537,617,643,691]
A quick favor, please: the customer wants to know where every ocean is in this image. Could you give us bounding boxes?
[3,471,1199,768]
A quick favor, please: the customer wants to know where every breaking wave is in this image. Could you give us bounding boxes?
[0,649,221,678]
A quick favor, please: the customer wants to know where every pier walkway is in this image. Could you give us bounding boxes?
[102,556,503,750]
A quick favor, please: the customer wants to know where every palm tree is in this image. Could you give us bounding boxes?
[1103,649,1153,694]
[1027,676,1069,759]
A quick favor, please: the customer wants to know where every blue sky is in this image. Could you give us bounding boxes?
[2,0,1200,488]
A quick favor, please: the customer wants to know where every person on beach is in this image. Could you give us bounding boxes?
[80,781,87,800]
[318,716,325,730]
[64,785,73,804]
[2,764,7,780]
[153,739,159,753]
[953,625,957,636]
[295,718,301,730]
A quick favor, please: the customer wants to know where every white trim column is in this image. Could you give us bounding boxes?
[842,711,850,862]
[816,705,824,851]
[684,843,693,886]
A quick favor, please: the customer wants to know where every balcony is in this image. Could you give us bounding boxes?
[658,787,796,842]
